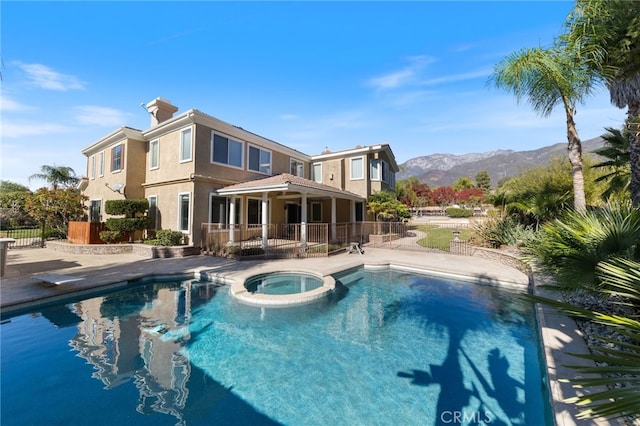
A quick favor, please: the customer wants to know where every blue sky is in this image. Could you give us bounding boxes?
[1,1,627,190]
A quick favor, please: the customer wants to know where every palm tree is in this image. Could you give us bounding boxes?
[593,127,631,200]
[490,46,593,212]
[564,0,640,205]
[29,165,80,190]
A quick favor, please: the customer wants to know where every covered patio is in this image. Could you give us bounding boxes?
[201,173,367,257]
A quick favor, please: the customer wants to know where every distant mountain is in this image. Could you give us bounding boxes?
[397,137,605,187]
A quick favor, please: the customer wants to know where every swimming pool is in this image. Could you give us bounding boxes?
[1,267,552,425]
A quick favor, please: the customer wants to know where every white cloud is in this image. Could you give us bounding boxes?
[0,96,33,112]
[2,121,74,138]
[16,62,86,91]
[74,105,129,126]
[419,68,493,87]
[367,55,436,90]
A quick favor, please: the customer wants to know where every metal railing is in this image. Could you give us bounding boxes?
[201,221,472,258]
[0,226,48,248]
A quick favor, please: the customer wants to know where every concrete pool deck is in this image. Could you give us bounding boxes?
[0,246,618,425]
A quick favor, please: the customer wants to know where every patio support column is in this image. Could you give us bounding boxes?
[300,193,307,246]
[228,197,236,244]
[261,192,268,249]
[350,199,356,238]
[331,196,337,242]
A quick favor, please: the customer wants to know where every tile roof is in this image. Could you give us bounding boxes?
[217,173,364,200]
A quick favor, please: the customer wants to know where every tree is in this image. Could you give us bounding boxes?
[592,127,631,200]
[0,180,30,193]
[366,190,409,222]
[29,165,80,190]
[452,176,474,191]
[24,188,87,236]
[564,0,640,205]
[475,171,491,193]
[490,46,593,211]
[431,186,457,207]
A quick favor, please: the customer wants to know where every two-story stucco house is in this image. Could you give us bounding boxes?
[79,97,399,247]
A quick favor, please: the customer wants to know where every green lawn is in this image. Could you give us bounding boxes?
[0,228,41,238]
[415,225,472,251]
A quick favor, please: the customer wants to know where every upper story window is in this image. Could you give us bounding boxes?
[211,132,243,168]
[248,145,271,174]
[370,159,380,181]
[290,158,304,177]
[150,139,159,170]
[350,157,364,180]
[89,155,96,179]
[111,144,124,172]
[311,163,322,183]
[180,128,192,162]
[370,159,390,183]
[98,151,104,177]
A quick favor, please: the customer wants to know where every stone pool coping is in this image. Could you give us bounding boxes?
[230,271,336,307]
[1,246,619,425]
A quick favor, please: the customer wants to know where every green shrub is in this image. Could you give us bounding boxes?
[223,246,264,257]
[472,217,534,248]
[100,230,122,244]
[106,217,150,233]
[105,199,149,216]
[153,229,184,246]
[446,207,473,218]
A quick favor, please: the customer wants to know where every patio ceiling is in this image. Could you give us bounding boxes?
[215,173,364,201]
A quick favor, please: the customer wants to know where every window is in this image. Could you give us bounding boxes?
[350,157,364,180]
[178,193,190,232]
[248,145,271,174]
[111,144,124,172]
[310,202,322,222]
[382,160,389,183]
[89,156,96,179]
[370,159,380,181]
[98,151,104,177]
[248,198,268,225]
[211,133,243,168]
[89,199,101,223]
[355,201,364,222]
[290,159,304,177]
[150,139,159,169]
[148,196,158,230]
[209,196,227,225]
[311,163,322,183]
[180,128,192,162]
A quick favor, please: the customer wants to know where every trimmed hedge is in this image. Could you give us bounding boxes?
[105,199,149,216]
[106,217,150,232]
[144,229,184,246]
[446,207,473,218]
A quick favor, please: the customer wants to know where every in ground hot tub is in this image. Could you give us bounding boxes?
[230,271,336,307]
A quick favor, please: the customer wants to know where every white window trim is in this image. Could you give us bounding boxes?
[290,158,305,177]
[210,131,244,170]
[177,192,191,233]
[150,139,160,170]
[350,156,365,180]
[89,155,96,179]
[98,151,104,177]
[180,127,193,163]
[248,144,272,175]
[148,195,158,230]
[311,162,322,183]
[370,159,381,181]
[111,143,124,173]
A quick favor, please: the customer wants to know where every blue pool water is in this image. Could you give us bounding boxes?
[245,272,324,294]
[1,268,552,425]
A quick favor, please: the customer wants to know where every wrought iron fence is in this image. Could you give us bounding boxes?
[201,221,472,258]
[0,226,47,248]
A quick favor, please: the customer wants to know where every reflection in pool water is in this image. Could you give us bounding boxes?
[0,268,553,425]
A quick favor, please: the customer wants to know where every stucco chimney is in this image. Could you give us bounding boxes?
[146,97,178,126]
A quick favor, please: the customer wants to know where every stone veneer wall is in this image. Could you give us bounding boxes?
[469,246,533,286]
[47,241,201,258]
